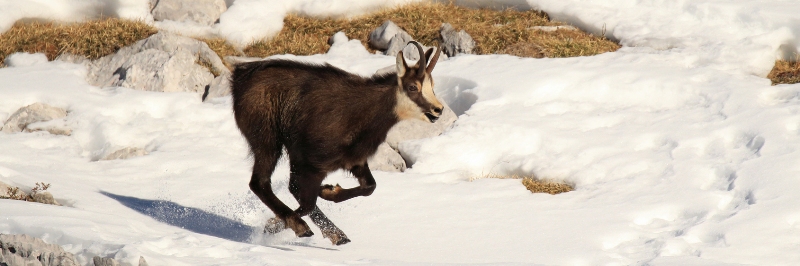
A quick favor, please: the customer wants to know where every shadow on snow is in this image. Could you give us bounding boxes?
[101,191,256,243]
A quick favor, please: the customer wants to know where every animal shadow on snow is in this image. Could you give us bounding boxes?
[101,191,277,247]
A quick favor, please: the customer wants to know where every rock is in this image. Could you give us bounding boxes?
[32,192,60,206]
[2,103,68,134]
[385,101,457,151]
[88,32,229,95]
[384,31,415,58]
[4,52,49,67]
[204,72,231,100]
[0,234,79,266]
[102,147,149,160]
[368,143,407,172]
[138,256,149,266]
[440,23,475,57]
[93,256,119,266]
[151,0,227,26]
[369,20,404,50]
[0,181,13,198]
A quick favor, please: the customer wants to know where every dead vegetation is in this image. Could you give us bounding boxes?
[1,182,53,202]
[0,18,157,65]
[471,174,574,195]
[0,3,618,68]
[246,2,619,58]
[768,57,800,85]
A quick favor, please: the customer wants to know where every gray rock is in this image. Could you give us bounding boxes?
[32,192,60,206]
[93,256,119,266]
[88,32,229,95]
[138,256,149,266]
[384,31,415,58]
[368,143,407,172]
[369,20,404,50]
[102,147,149,161]
[0,234,78,266]
[2,103,67,133]
[0,181,14,198]
[440,23,475,57]
[204,72,231,100]
[151,0,227,26]
[385,101,457,151]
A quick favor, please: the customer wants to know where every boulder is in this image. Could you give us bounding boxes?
[440,23,475,57]
[368,143,407,172]
[87,32,229,95]
[0,234,79,266]
[0,181,14,198]
[2,103,68,134]
[32,192,60,206]
[384,31,415,58]
[204,72,231,100]
[369,20,404,50]
[102,147,149,161]
[151,0,227,26]
[93,256,119,266]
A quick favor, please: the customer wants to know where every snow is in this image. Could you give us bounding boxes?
[2,0,800,266]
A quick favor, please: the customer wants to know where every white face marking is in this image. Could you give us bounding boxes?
[394,90,427,121]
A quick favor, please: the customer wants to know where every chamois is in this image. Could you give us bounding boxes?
[231,41,444,245]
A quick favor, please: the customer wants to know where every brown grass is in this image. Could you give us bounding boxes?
[0,18,157,65]
[245,2,619,58]
[471,174,574,195]
[768,58,800,85]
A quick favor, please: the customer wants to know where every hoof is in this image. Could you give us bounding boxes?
[297,230,314,238]
[334,237,351,246]
[264,218,286,234]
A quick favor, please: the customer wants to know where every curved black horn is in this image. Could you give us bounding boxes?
[426,43,443,73]
[409,41,427,78]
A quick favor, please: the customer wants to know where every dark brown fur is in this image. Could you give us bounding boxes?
[231,43,442,245]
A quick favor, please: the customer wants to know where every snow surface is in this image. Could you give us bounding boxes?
[2,0,800,266]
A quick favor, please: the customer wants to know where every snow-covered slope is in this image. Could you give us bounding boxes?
[2,1,800,266]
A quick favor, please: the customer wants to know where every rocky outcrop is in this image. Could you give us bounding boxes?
[0,234,78,266]
[151,0,227,26]
[384,31,415,58]
[368,143,407,172]
[440,23,475,57]
[86,32,229,95]
[2,103,69,135]
[369,20,404,50]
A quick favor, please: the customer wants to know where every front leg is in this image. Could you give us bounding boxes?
[319,163,377,203]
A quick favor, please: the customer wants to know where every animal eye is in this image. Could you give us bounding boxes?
[409,85,418,92]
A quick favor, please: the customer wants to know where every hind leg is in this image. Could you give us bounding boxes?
[250,151,313,237]
[287,168,351,245]
[319,162,377,203]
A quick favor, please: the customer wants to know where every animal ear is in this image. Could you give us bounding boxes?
[396,51,407,77]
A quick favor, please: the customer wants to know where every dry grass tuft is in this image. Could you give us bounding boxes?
[0,18,157,64]
[471,174,574,195]
[521,177,574,195]
[245,2,619,58]
[768,58,800,85]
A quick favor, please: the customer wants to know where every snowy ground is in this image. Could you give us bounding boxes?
[2,0,800,265]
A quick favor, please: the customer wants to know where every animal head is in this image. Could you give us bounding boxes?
[395,41,445,123]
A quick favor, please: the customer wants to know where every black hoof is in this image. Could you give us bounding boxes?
[335,237,351,245]
[297,230,314,238]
